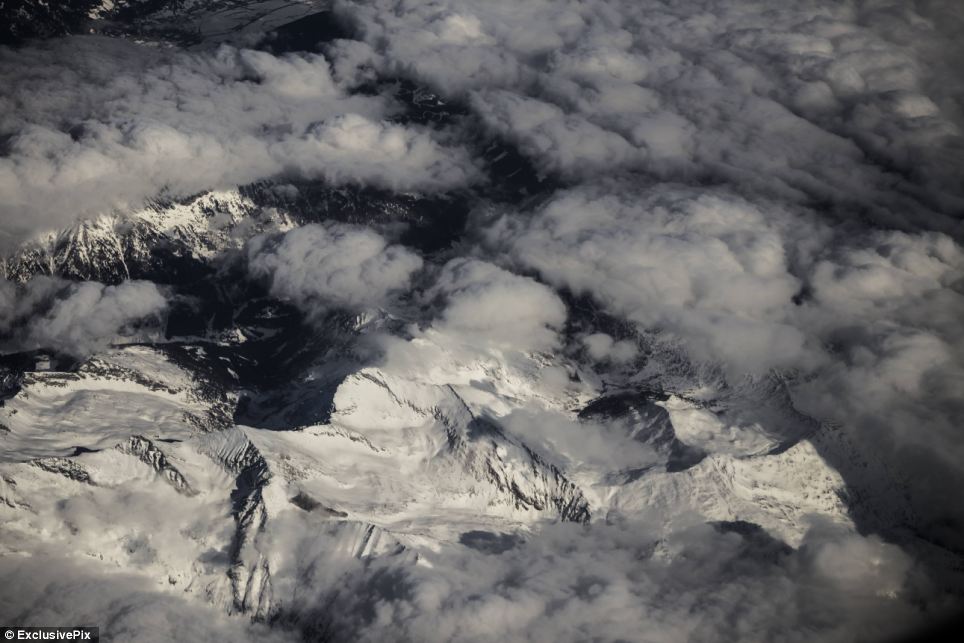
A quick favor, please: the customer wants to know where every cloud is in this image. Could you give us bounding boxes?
[247,223,423,319]
[479,178,964,552]
[581,332,638,364]
[0,277,167,357]
[336,0,964,231]
[0,554,295,643]
[307,517,928,643]
[2,1,964,640]
[275,113,478,189]
[498,407,659,474]
[470,90,642,178]
[424,258,567,352]
[488,184,814,374]
[0,37,478,249]
[790,229,964,544]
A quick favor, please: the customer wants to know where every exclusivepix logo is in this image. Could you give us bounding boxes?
[2,628,98,641]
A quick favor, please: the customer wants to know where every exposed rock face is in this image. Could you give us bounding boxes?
[117,435,197,496]
[1,191,272,285]
[205,430,274,619]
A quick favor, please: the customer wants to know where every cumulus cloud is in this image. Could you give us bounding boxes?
[247,223,423,319]
[0,37,478,249]
[337,0,964,230]
[581,332,638,364]
[0,277,167,357]
[471,90,642,178]
[276,113,477,189]
[424,258,566,352]
[488,184,815,374]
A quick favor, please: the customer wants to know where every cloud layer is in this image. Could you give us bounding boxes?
[308,518,929,643]
[0,37,477,249]
[337,0,964,232]
[1,1,963,641]
[489,185,813,374]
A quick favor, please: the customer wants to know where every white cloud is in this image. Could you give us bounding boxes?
[317,518,924,643]
[0,277,167,357]
[0,38,478,249]
[581,332,637,363]
[425,258,567,352]
[275,113,478,190]
[247,223,423,318]
[500,407,658,473]
[478,177,964,553]
[0,554,294,643]
[471,90,642,178]
[490,184,813,374]
[790,230,964,539]
[337,0,964,229]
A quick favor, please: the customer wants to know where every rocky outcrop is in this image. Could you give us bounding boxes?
[203,429,274,620]
[117,434,197,496]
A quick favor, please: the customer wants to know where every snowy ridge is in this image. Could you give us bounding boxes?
[328,367,592,523]
[1,190,291,285]
[117,435,198,496]
[610,427,853,546]
[0,329,945,639]
[0,346,235,462]
[202,428,274,618]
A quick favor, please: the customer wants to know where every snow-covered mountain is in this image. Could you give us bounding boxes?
[2,1,963,641]
[0,248,940,638]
